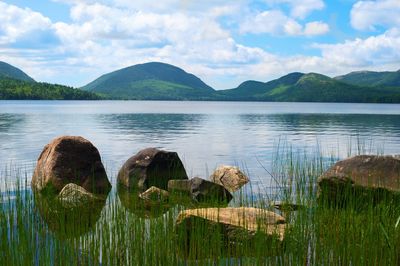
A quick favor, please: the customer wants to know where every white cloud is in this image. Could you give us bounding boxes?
[240,10,329,36]
[351,0,400,30]
[0,2,53,44]
[314,28,400,68]
[304,21,330,36]
[266,0,325,19]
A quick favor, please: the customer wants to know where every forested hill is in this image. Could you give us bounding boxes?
[0,78,101,100]
[0,61,35,82]
[81,62,215,100]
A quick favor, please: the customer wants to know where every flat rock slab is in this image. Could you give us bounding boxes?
[31,136,111,194]
[318,155,400,204]
[209,165,249,192]
[176,207,286,241]
[118,148,188,191]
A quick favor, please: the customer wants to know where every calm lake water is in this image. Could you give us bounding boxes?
[1,100,400,189]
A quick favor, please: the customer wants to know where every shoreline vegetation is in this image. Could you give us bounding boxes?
[1,137,400,265]
[1,61,400,103]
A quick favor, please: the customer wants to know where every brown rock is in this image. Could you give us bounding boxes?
[32,136,111,194]
[117,148,188,191]
[139,186,169,202]
[176,207,286,241]
[318,155,400,203]
[209,165,249,192]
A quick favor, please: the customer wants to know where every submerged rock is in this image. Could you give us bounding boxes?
[31,136,111,194]
[117,185,171,219]
[318,155,400,204]
[209,165,249,192]
[57,183,104,208]
[168,177,232,203]
[117,148,188,191]
[190,177,233,203]
[34,190,107,239]
[139,186,169,202]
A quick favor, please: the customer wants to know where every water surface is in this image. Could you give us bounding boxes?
[1,100,400,189]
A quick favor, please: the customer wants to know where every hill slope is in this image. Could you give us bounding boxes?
[335,70,400,87]
[217,72,400,103]
[82,62,215,100]
[0,61,35,82]
[0,78,101,100]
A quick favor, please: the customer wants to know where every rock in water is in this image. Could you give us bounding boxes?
[117,148,188,191]
[318,155,400,204]
[57,183,104,208]
[168,177,233,203]
[190,177,233,203]
[209,165,249,192]
[31,136,111,194]
[139,186,169,202]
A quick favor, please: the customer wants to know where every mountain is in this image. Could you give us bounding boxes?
[0,61,35,82]
[334,70,400,87]
[0,78,101,100]
[82,62,215,100]
[217,72,400,103]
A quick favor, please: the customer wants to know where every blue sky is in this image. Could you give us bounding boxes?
[0,0,399,89]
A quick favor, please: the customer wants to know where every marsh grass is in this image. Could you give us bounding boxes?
[1,141,400,265]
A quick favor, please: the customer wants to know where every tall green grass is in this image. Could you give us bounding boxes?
[1,140,399,265]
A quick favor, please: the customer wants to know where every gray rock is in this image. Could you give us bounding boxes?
[117,148,188,191]
[168,179,191,194]
[169,177,233,203]
[139,186,169,202]
[209,165,249,192]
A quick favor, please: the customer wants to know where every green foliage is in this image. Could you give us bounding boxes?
[0,78,102,100]
[335,70,400,87]
[217,72,400,103]
[82,62,215,100]
[0,61,35,82]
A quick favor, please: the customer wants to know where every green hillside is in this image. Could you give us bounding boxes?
[0,78,101,100]
[217,72,400,103]
[335,70,400,87]
[0,61,35,82]
[82,62,215,100]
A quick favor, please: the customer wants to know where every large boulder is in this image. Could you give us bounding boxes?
[209,165,249,192]
[168,177,233,203]
[117,148,188,191]
[175,207,286,258]
[318,155,400,204]
[32,136,111,194]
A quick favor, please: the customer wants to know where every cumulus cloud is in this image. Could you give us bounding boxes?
[351,0,400,30]
[265,0,325,19]
[314,28,400,68]
[240,10,329,36]
[0,2,53,44]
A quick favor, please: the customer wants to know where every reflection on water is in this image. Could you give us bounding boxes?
[34,192,107,239]
[1,101,400,190]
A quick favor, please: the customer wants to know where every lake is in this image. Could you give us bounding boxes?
[1,100,400,190]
